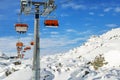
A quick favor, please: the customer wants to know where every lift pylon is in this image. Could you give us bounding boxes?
[19,0,58,80]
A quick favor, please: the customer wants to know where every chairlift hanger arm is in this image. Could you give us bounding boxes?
[20,0,57,16]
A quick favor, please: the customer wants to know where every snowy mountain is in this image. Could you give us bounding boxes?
[1,28,120,80]
[0,52,9,59]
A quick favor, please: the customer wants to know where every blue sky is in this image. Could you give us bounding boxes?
[0,0,120,57]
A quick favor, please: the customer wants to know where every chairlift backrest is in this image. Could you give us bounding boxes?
[30,41,34,45]
[16,42,23,47]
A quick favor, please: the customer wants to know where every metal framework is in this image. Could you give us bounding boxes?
[20,0,57,80]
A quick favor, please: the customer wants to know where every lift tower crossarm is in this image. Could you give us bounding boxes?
[20,0,56,16]
[32,1,45,5]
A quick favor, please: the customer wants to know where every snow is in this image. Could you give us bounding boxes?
[3,67,32,80]
[54,72,72,80]
[104,50,120,67]
[1,28,120,80]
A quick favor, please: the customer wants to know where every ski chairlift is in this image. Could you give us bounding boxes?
[16,41,24,47]
[15,23,28,33]
[24,46,31,50]
[24,47,27,51]
[44,19,59,28]
[16,42,24,51]
[30,41,34,46]
[23,50,26,53]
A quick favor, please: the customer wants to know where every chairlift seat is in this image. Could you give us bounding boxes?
[24,46,31,50]
[15,23,28,33]
[44,20,59,27]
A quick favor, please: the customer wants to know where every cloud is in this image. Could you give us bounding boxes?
[103,7,120,13]
[40,28,92,55]
[99,14,104,17]
[40,37,88,55]
[104,8,112,12]
[60,13,69,17]
[50,31,59,35]
[66,29,77,33]
[78,30,92,35]
[0,37,17,53]
[103,7,120,14]
[27,33,34,36]
[115,7,120,13]
[0,36,32,54]
[89,12,95,15]
[105,24,118,28]
[40,36,87,49]
[66,29,92,36]
[89,6,98,10]
[0,35,86,55]
[62,2,86,10]
[40,29,92,50]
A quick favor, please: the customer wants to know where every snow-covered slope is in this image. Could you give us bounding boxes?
[1,28,120,80]
[41,28,120,80]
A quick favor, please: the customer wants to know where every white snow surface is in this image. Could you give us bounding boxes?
[1,28,120,80]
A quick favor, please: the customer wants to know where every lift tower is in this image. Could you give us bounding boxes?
[19,0,57,80]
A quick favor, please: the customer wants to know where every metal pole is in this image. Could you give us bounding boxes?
[19,1,56,80]
[32,5,40,80]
